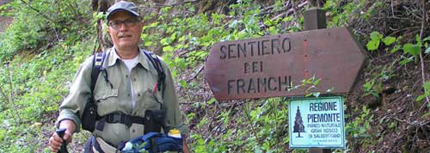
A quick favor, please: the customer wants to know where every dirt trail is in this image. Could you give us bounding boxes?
[0,0,12,32]
[0,16,12,32]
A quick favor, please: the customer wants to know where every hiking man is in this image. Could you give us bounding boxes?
[48,1,189,152]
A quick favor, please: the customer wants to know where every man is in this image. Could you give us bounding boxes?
[49,1,189,152]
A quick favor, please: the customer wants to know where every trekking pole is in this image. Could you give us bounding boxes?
[55,128,69,153]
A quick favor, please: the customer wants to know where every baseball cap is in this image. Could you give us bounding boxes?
[106,1,140,20]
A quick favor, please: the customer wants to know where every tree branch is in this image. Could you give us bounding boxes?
[6,63,13,105]
[419,0,429,111]
[243,100,261,144]
[0,85,9,104]
[20,0,56,23]
[272,1,307,21]
[153,0,197,8]
[4,63,20,122]
[186,65,204,83]
[291,0,305,30]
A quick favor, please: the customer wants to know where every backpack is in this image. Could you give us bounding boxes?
[81,50,166,132]
[121,132,183,153]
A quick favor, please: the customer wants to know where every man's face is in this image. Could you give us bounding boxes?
[107,11,143,50]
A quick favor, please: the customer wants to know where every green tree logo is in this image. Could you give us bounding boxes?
[293,106,305,138]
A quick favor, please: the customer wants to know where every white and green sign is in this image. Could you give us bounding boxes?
[289,96,345,148]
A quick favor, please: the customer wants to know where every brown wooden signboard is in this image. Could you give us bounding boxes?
[205,27,366,101]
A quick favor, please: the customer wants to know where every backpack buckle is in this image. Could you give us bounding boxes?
[152,83,159,95]
[107,112,123,123]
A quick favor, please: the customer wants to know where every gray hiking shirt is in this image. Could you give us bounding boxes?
[56,47,188,146]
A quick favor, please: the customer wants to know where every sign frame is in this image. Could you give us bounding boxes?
[288,96,346,149]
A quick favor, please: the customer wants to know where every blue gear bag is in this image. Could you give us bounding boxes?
[122,132,183,153]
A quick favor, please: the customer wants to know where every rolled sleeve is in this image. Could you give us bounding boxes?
[56,109,81,131]
[160,59,189,136]
[56,56,93,132]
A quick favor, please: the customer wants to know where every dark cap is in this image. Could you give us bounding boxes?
[106,1,140,20]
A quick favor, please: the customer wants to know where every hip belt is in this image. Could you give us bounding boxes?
[104,112,146,127]
[96,112,146,131]
[96,110,165,134]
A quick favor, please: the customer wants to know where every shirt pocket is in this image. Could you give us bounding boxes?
[94,88,118,115]
[141,88,163,110]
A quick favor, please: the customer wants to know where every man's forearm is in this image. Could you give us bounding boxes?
[183,136,190,153]
[59,119,77,134]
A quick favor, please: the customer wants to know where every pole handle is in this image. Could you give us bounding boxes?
[55,128,68,153]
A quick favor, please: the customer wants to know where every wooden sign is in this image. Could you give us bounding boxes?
[205,27,366,101]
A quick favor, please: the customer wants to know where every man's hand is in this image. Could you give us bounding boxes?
[49,120,76,152]
[49,131,72,152]
[182,136,190,153]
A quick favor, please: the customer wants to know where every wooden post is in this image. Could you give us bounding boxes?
[309,148,332,153]
[304,8,326,31]
[304,7,331,153]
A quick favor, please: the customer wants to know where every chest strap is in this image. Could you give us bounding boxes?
[95,110,164,133]
[101,112,145,128]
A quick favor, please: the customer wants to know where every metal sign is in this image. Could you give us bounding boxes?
[205,27,366,101]
[288,96,345,148]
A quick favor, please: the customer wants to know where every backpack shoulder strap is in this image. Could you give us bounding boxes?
[90,51,107,96]
[142,51,166,93]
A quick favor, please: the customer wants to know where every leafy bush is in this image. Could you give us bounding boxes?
[0,0,95,151]
[0,0,92,61]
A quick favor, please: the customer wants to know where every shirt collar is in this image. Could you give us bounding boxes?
[107,47,150,71]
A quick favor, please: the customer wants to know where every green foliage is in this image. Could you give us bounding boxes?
[366,31,399,52]
[364,30,430,66]
[366,31,383,51]
[187,98,289,152]
[345,106,374,145]
[0,0,95,151]
[140,0,289,79]
[422,111,430,118]
[398,35,429,65]
[382,36,396,46]
[301,76,322,97]
[403,43,421,56]
[424,36,430,55]
[363,79,379,97]
[323,0,369,27]
[362,62,395,98]
[0,39,93,152]
[416,82,430,102]
[0,0,92,61]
